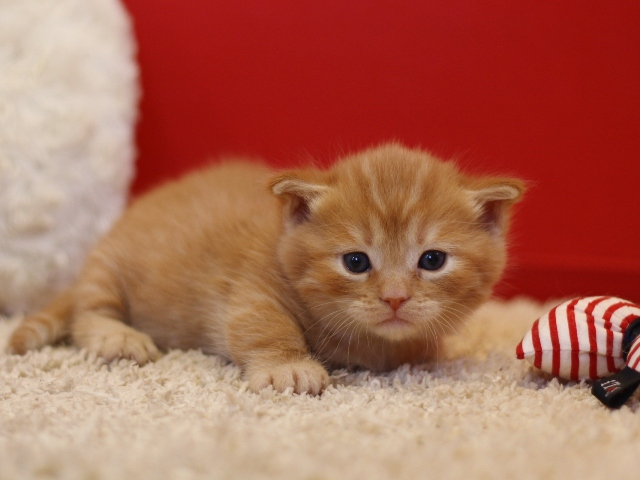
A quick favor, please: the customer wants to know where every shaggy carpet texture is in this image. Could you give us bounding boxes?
[2,297,640,480]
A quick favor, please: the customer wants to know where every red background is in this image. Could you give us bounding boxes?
[121,0,640,302]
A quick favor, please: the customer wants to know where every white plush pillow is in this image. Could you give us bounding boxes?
[0,0,139,314]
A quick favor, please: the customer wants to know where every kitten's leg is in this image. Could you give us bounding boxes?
[71,263,160,365]
[7,288,74,354]
[226,300,330,395]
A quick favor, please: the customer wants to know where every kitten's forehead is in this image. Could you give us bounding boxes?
[358,153,425,215]
[322,145,468,251]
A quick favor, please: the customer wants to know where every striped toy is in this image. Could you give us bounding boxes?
[516,296,640,408]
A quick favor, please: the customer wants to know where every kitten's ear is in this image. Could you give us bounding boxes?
[467,178,526,235]
[269,171,329,225]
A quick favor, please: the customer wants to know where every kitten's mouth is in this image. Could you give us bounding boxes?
[377,316,412,329]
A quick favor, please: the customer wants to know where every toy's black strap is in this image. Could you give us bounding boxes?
[592,367,640,409]
[622,317,640,360]
[591,317,640,409]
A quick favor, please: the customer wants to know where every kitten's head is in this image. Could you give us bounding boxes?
[270,143,524,342]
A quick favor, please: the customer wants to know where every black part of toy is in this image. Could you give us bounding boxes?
[622,317,640,360]
[592,317,640,409]
[592,367,640,409]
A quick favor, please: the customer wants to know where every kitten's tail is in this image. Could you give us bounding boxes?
[6,288,74,355]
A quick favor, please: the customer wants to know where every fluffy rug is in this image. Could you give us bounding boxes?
[2,297,640,480]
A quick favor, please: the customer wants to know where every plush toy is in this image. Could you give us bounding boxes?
[0,0,138,314]
[516,296,640,409]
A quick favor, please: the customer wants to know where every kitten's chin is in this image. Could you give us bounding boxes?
[372,316,419,341]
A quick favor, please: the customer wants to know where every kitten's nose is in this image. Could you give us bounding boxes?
[382,296,409,311]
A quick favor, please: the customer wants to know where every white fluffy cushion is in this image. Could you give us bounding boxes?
[0,0,139,314]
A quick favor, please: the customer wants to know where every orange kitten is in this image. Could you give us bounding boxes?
[7,143,524,395]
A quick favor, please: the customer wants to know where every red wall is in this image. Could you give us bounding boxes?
[121,0,640,302]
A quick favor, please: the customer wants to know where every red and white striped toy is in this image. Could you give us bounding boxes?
[516,296,640,408]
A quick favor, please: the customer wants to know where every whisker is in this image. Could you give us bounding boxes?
[323,315,359,365]
[312,310,353,353]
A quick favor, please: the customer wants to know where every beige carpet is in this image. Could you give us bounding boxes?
[2,298,640,480]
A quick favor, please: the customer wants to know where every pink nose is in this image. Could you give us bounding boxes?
[382,296,409,311]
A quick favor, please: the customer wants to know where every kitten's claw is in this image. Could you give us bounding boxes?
[247,358,330,395]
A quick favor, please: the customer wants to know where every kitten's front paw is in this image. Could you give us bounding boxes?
[247,358,330,395]
[79,328,161,365]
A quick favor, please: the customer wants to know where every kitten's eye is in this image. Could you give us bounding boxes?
[343,252,371,274]
[418,250,447,271]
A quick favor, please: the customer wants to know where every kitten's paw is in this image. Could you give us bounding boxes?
[80,328,161,365]
[7,314,62,355]
[247,358,330,395]
[7,325,41,355]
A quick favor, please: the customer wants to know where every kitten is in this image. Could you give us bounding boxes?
[7,143,524,395]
